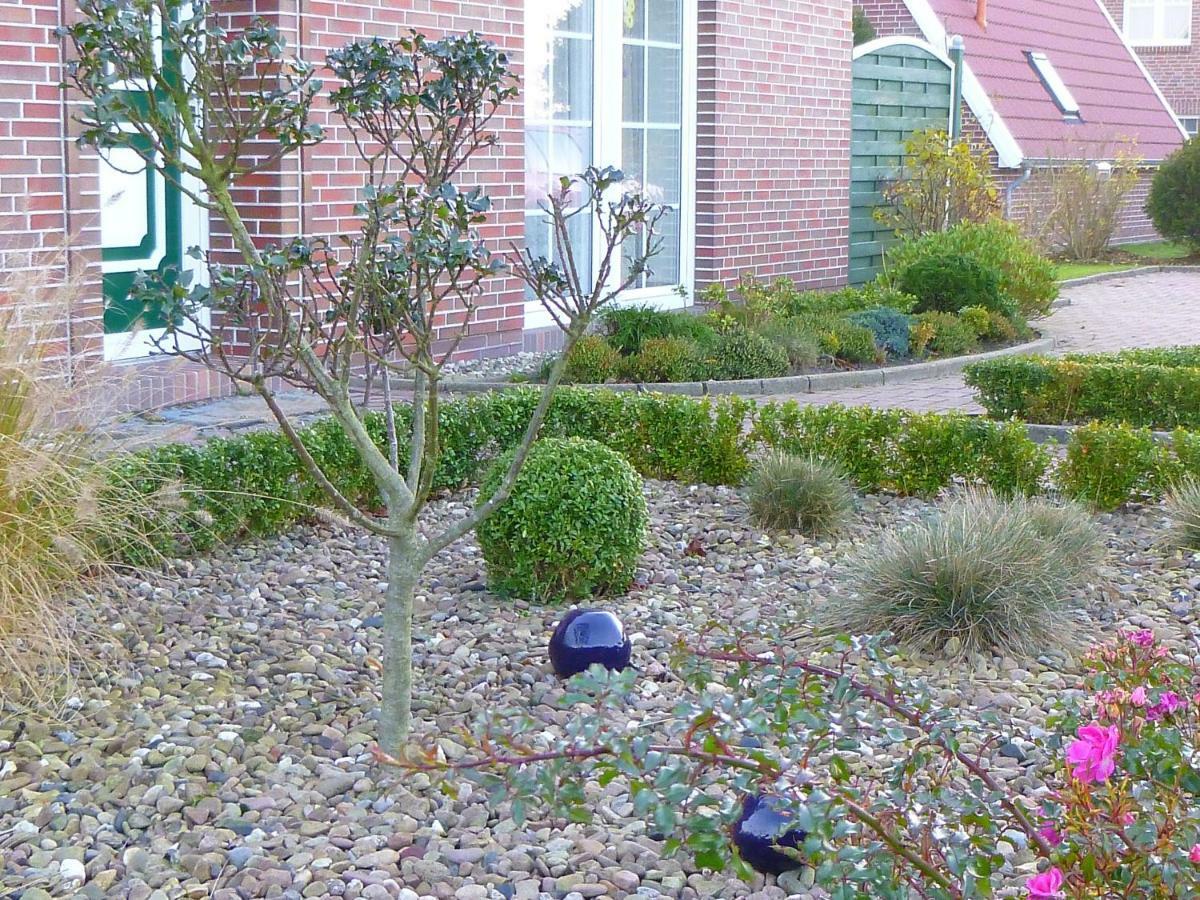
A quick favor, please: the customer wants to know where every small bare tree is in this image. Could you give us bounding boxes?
[1023,142,1142,261]
[64,0,664,752]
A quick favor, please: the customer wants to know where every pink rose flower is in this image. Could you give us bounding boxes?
[1127,629,1156,647]
[1150,691,1185,721]
[1038,822,1063,847]
[1066,723,1120,783]
[1190,844,1200,864]
[1130,686,1149,707]
[1026,866,1065,898]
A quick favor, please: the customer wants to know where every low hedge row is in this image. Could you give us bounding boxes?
[115,389,1200,557]
[964,355,1200,430]
[751,403,1049,497]
[114,388,755,554]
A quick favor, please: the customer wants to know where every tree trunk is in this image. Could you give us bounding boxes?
[380,530,418,753]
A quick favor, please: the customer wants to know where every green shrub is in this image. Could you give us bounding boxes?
[779,281,917,318]
[914,311,978,357]
[561,334,623,384]
[1166,478,1200,552]
[600,305,716,355]
[847,306,912,358]
[852,5,875,44]
[1147,136,1200,251]
[965,356,1200,429]
[753,318,821,371]
[746,452,854,535]
[1057,422,1168,510]
[958,306,991,339]
[624,336,708,383]
[885,219,1057,318]
[709,326,789,380]
[476,437,648,602]
[820,490,1101,656]
[1071,345,1200,368]
[805,316,881,365]
[898,253,1009,316]
[751,402,1048,497]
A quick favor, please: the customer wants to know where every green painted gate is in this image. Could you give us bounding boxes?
[849,39,955,284]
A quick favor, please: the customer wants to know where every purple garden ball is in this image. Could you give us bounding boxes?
[548,609,632,678]
[731,794,807,875]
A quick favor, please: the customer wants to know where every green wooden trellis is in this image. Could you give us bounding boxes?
[849,38,956,284]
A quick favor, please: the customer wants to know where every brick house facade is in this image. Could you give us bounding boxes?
[857,0,1187,244]
[0,0,853,410]
[1100,0,1200,134]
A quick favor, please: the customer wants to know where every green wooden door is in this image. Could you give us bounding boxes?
[98,14,193,360]
[849,40,953,284]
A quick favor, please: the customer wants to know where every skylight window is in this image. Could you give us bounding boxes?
[1026,51,1081,119]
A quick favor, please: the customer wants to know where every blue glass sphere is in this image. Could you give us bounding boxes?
[731,794,807,875]
[548,609,632,678]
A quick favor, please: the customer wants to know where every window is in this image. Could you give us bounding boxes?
[524,0,693,321]
[1124,0,1193,46]
[1026,51,1081,120]
[1182,116,1200,137]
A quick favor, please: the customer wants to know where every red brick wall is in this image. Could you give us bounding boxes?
[1,0,527,411]
[1101,0,1200,122]
[856,0,923,39]
[694,0,853,290]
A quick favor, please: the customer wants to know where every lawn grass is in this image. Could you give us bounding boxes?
[1122,240,1195,261]
[1055,242,1197,281]
[1055,261,1136,281]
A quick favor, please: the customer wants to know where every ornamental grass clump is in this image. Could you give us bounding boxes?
[746,452,854,536]
[1166,478,1200,552]
[0,258,160,710]
[823,490,1102,657]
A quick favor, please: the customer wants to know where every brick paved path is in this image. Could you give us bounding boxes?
[100,269,1200,446]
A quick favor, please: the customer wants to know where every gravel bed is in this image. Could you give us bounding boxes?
[442,353,550,381]
[3,482,1199,900]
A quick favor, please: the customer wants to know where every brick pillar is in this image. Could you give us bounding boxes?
[694,0,853,291]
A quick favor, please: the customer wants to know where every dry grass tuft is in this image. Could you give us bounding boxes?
[1166,478,1200,554]
[0,251,160,711]
[820,489,1103,658]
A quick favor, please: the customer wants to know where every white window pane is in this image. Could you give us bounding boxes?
[648,0,680,42]
[1125,6,1157,40]
[623,45,644,122]
[646,47,681,123]
[525,125,592,208]
[1163,4,1192,39]
[646,129,681,205]
[552,37,593,120]
[624,0,645,38]
[647,212,680,288]
[622,128,644,184]
[560,0,592,33]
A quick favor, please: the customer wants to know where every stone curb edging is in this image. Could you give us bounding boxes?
[1021,421,1176,446]
[422,336,1055,398]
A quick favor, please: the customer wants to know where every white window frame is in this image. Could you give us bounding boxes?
[1123,0,1193,47]
[1182,116,1200,137]
[523,0,697,331]
[1026,51,1081,119]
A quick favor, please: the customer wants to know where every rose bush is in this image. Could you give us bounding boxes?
[1031,628,1200,897]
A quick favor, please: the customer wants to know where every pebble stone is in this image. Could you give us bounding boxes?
[1,481,1195,899]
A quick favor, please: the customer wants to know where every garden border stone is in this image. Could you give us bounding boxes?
[414,336,1055,398]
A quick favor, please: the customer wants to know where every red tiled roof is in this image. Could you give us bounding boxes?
[925,0,1185,161]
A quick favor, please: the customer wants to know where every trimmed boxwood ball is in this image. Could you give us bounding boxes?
[548,608,632,677]
[731,794,807,875]
[476,437,648,602]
